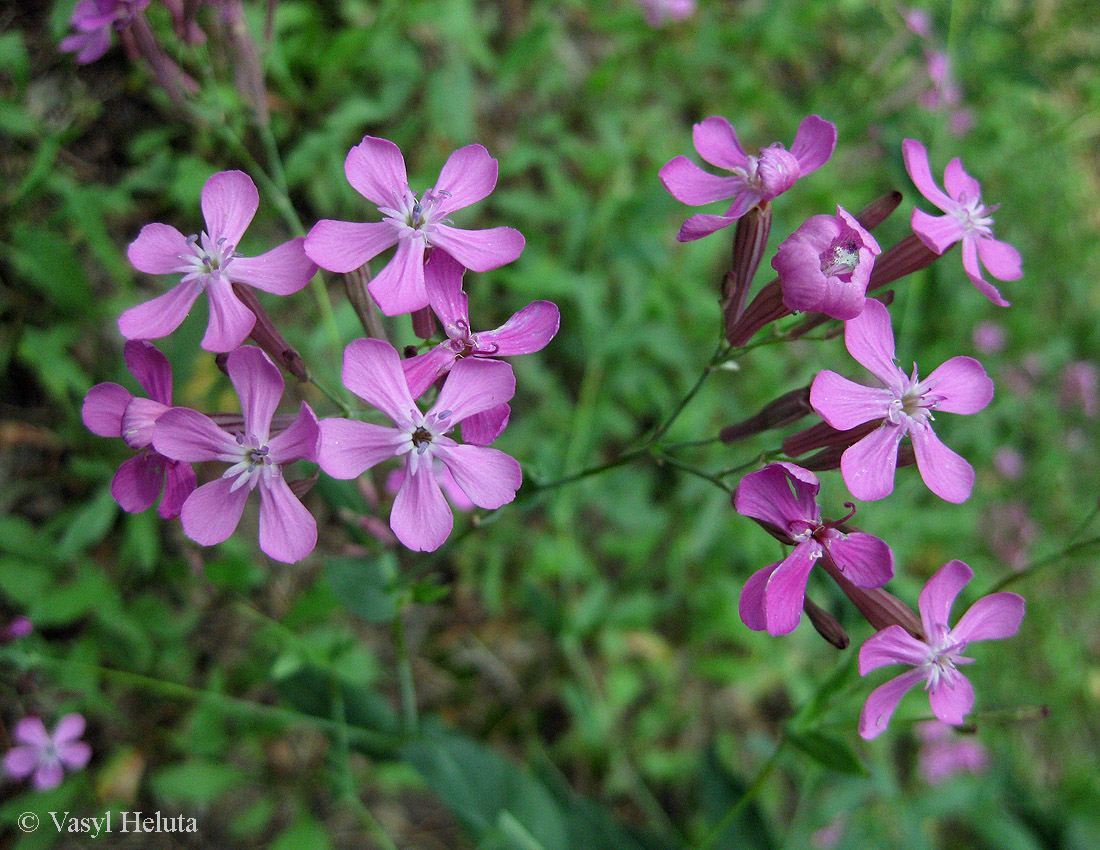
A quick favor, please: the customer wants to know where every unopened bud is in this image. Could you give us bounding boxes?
[820,552,923,639]
[411,306,438,340]
[722,204,773,327]
[793,429,915,472]
[803,596,849,649]
[720,385,812,443]
[725,278,790,347]
[867,233,942,293]
[288,471,319,500]
[854,190,903,231]
[342,267,390,342]
[232,283,310,381]
[783,419,881,458]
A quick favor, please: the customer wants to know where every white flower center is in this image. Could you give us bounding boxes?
[222,433,276,492]
[176,231,238,283]
[379,187,452,242]
[951,194,995,239]
[886,366,937,427]
[922,623,968,691]
[398,408,455,473]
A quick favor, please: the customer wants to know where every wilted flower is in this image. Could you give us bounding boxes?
[4,714,92,790]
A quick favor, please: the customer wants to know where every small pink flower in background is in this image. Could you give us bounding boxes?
[152,347,320,563]
[305,137,526,316]
[858,559,1024,739]
[903,139,1022,306]
[773,205,881,320]
[659,115,837,241]
[318,339,522,552]
[402,251,559,442]
[902,7,933,39]
[636,0,696,27]
[810,299,994,503]
[972,320,1006,354]
[1059,361,1099,417]
[734,462,893,635]
[4,714,92,790]
[986,501,1036,571]
[992,447,1024,480]
[61,0,151,64]
[119,170,317,352]
[82,340,197,518]
[811,814,847,850]
[916,721,989,784]
[1,615,32,644]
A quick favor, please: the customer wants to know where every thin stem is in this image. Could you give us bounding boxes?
[392,610,419,735]
[524,448,649,495]
[985,533,1100,594]
[698,735,786,850]
[648,342,726,445]
[716,448,784,479]
[309,372,353,417]
[652,451,733,494]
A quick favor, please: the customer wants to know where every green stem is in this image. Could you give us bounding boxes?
[392,611,419,735]
[698,736,785,850]
[308,372,353,417]
[652,451,733,494]
[985,533,1100,594]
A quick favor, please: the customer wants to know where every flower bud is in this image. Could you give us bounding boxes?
[720,385,812,443]
[232,283,309,381]
[803,596,849,649]
[867,232,941,292]
[722,203,773,329]
[820,551,923,638]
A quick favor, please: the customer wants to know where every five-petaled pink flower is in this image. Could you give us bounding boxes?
[318,339,522,552]
[401,251,559,443]
[82,340,197,518]
[61,0,150,64]
[858,559,1024,739]
[773,205,881,320]
[734,462,894,635]
[810,299,993,503]
[902,139,1021,307]
[659,115,837,241]
[4,714,92,790]
[119,170,317,352]
[304,137,526,316]
[152,346,320,563]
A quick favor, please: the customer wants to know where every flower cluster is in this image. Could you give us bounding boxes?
[663,117,1025,738]
[86,142,559,559]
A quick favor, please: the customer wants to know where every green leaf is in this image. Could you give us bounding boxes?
[270,814,333,850]
[786,731,867,776]
[150,760,245,808]
[324,554,398,624]
[698,744,776,850]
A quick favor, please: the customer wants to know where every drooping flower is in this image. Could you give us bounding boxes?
[915,721,989,784]
[304,137,526,316]
[659,115,836,241]
[119,170,317,352]
[858,559,1024,739]
[401,251,559,443]
[773,205,881,320]
[318,339,522,552]
[60,0,151,64]
[4,714,92,790]
[734,462,894,635]
[82,340,197,518]
[809,299,994,503]
[636,0,696,27]
[902,139,1021,306]
[152,346,320,563]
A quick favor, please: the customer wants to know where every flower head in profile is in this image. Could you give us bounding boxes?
[903,139,1021,306]
[82,340,197,518]
[734,462,894,635]
[659,115,836,241]
[858,559,1024,739]
[61,0,151,64]
[305,137,525,316]
[401,251,559,442]
[152,347,320,563]
[4,714,92,790]
[810,299,994,503]
[119,170,317,352]
[773,205,881,320]
[318,339,522,552]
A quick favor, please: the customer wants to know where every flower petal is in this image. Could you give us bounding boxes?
[424,249,470,331]
[201,170,258,245]
[57,741,92,771]
[827,532,894,588]
[763,543,819,635]
[844,299,904,387]
[810,370,893,430]
[433,143,498,212]
[341,338,418,427]
[692,116,749,170]
[951,592,1025,644]
[911,208,965,254]
[34,762,64,790]
[117,279,204,341]
[431,358,516,425]
[230,237,317,295]
[153,407,239,462]
[901,138,954,212]
[83,382,132,438]
[368,236,428,315]
[976,235,1022,282]
[303,219,398,274]
[52,714,86,744]
[961,236,1009,307]
[922,356,994,414]
[127,222,190,275]
[391,458,453,551]
[677,212,741,241]
[111,451,166,513]
[227,346,284,443]
[910,420,974,503]
[840,425,904,502]
[859,624,929,674]
[180,477,250,546]
[267,402,320,464]
[318,418,405,478]
[789,114,837,175]
[918,559,972,637]
[429,226,525,274]
[345,135,408,208]
[733,462,819,531]
[942,158,981,202]
[202,276,256,352]
[461,403,511,446]
[478,300,560,356]
[3,745,39,779]
[121,396,169,448]
[14,716,50,747]
[739,561,780,631]
[928,672,975,726]
[259,474,317,563]
[402,345,457,400]
[124,339,173,404]
[858,667,928,739]
[159,460,196,519]
[659,156,742,205]
[435,443,521,509]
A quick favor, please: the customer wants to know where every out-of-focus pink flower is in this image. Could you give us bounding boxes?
[119,171,317,352]
[4,714,92,790]
[811,814,848,850]
[986,501,1036,571]
[810,300,994,503]
[858,560,1024,739]
[992,447,1024,480]
[1059,361,1100,417]
[773,205,881,320]
[82,340,197,518]
[903,139,1021,306]
[318,339,521,552]
[972,321,1006,354]
[61,0,151,64]
[1,615,32,644]
[734,462,893,635]
[636,0,696,26]
[152,347,320,563]
[659,115,837,241]
[916,720,989,784]
[305,137,525,316]
[902,7,933,38]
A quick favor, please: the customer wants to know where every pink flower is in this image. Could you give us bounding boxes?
[1,615,32,644]
[972,321,1006,354]
[659,115,836,241]
[152,347,320,563]
[318,339,522,552]
[858,559,1025,739]
[734,462,894,635]
[387,461,475,513]
[82,340,196,518]
[810,299,994,503]
[902,139,1021,306]
[903,7,933,39]
[916,721,989,784]
[119,170,317,352]
[61,0,151,64]
[4,714,92,790]
[304,137,526,316]
[636,0,696,26]
[1059,361,1099,417]
[772,205,881,320]
[401,251,559,443]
